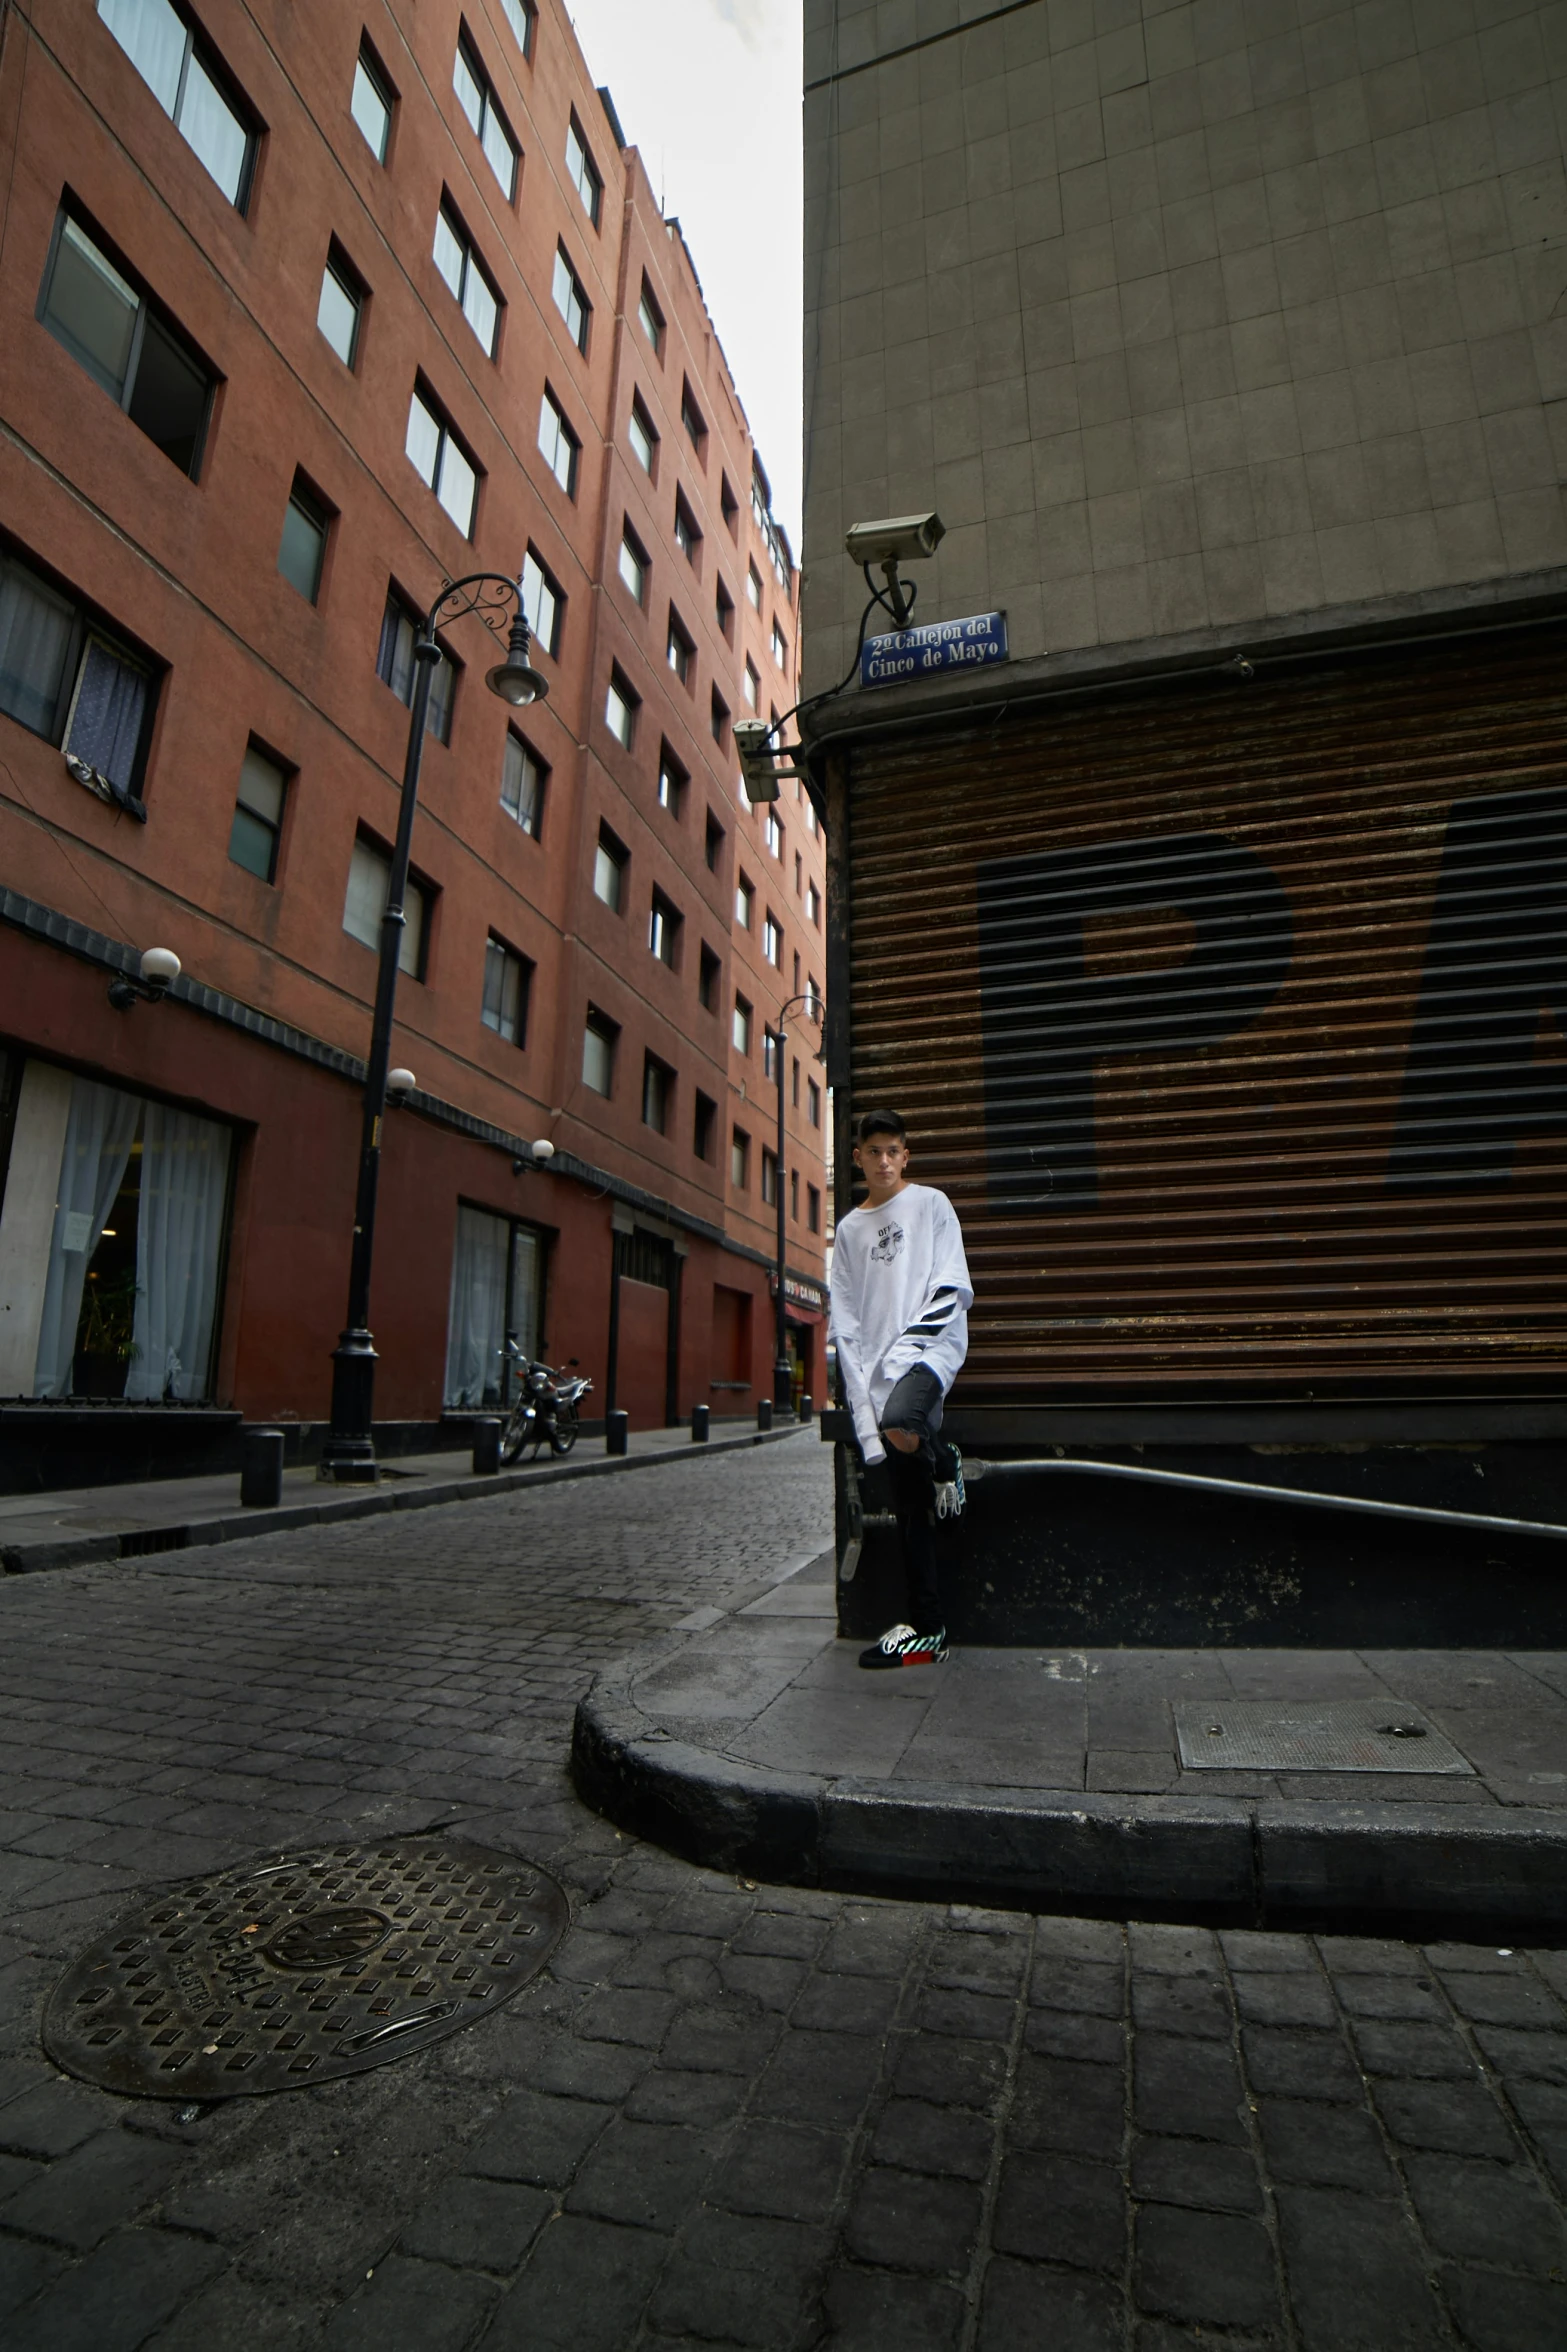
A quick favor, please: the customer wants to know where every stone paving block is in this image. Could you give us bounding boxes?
[716,2121,848,2223]
[1011,2055,1126,2161]
[1402,2149,1567,2271]
[1131,2133,1265,2215]
[975,2254,1124,2350]
[993,2148,1125,2272]
[1442,1971,1565,2028]
[571,1987,679,2049]
[1134,2035,1247,2145]
[752,2027,883,2128]
[567,2117,720,2231]
[820,2264,966,2350]
[926,1927,1029,1995]
[1241,2023,1365,2102]
[141,2269,320,2352]
[870,2097,992,2180]
[506,2026,651,2104]
[729,1911,829,1961]
[1032,1918,1126,1963]
[1274,2183,1448,2349]
[844,2163,984,2274]
[661,2001,784,2075]
[1129,1924,1221,1976]
[915,1985,1014,2041]
[464,2087,614,2187]
[1371,2076,1522,2158]
[399,2175,552,2272]
[1231,1968,1337,2027]
[0,2080,117,2160]
[11,2226,225,2352]
[0,2228,67,2320]
[1133,2203,1281,2330]
[1029,1955,1125,2015]
[1024,2004,1125,2062]
[1132,1974,1233,2038]
[321,2255,497,2352]
[0,2126,185,2251]
[1333,1972,1447,2021]
[792,1970,902,2036]
[1443,2265,1567,2352]
[1350,2019,1481,2079]
[625,2066,749,2127]
[717,1954,809,2011]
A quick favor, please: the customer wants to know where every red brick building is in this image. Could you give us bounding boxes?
[0,0,825,1469]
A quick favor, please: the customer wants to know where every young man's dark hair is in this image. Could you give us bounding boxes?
[856,1107,907,1146]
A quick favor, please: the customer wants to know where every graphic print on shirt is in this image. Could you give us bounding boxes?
[870,1220,905,1264]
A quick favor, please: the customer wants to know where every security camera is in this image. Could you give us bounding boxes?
[843,514,945,567]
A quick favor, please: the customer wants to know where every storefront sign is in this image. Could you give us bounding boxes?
[860,610,1008,689]
[769,1271,827,1313]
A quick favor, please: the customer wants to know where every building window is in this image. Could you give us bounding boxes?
[807,1183,821,1233]
[698,941,720,1011]
[593,822,627,909]
[277,474,330,603]
[605,666,639,749]
[721,473,739,535]
[762,1029,779,1082]
[566,114,602,225]
[732,993,752,1053]
[642,1052,672,1134]
[715,576,735,641]
[38,211,213,480]
[482,935,530,1044]
[344,833,429,978]
[680,380,706,453]
[735,873,753,929]
[731,1126,750,1188]
[674,492,701,565]
[744,659,760,711]
[694,1091,717,1161]
[377,588,455,743]
[794,849,803,896]
[522,547,563,658]
[760,1147,778,1207]
[762,911,782,968]
[350,38,394,161]
[766,811,784,861]
[582,1007,617,1096]
[657,741,687,814]
[804,795,821,838]
[791,1055,800,1108]
[638,276,664,353]
[501,729,546,837]
[666,610,693,686]
[434,201,500,356]
[316,242,364,367]
[97,0,255,208]
[0,544,156,810]
[711,688,729,747]
[806,879,821,926]
[628,396,657,475]
[444,1205,544,1408]
[406,383,479,537]
[227,742,286,881]
[618,522,648,605]
[552,245,590,351]
[453,34,518,199]
[804,973,821,1018]
[747,561,763,611]
[790,1167,799,1221]
[705,812,724,872]
[807,1076,821,1128]
[772,618,788,668]
[649,888,681,968]
[499,0,536,58]
[538,387,579,495]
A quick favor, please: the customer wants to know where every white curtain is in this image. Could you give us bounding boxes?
[126,1103,231,1401]
[32,1078,140,1397]
[510,1227,540,1361]
[444,1205,509,1407]
[0,560,74,737]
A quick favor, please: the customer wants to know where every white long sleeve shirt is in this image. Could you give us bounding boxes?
[829,1183,973,1464]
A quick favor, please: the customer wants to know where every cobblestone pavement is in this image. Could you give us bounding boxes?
[1,1434,1565,2350]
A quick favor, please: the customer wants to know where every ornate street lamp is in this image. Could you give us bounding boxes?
[319,573,547,1482]
[765,991,823,1415]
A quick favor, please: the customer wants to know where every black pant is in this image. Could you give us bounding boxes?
[877,1366,956,1634]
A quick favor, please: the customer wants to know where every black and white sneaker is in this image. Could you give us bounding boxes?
[934,1448,965,1520]
[858,1623,948,1669]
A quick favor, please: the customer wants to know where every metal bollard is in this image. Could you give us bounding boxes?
[799,1392,813,1426]
[691,1403,710,1444]
[757,1398,773,1432]
[472,1417,501,1475]
[606,1409,629,1456]
[240,1427,284,1509]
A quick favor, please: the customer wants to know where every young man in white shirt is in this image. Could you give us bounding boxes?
[829,1109,974,1667]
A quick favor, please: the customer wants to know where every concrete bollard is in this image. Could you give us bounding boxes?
[240,1427,285,1509]
[606,1409,629,1456]
[691,1404,710,1444]
[757,1398,773,1432]
[799,1392,813,1426]
[472,1417,502,1475]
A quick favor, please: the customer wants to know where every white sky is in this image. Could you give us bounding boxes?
[565,0,804,546]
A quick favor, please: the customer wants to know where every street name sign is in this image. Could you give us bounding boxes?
[860,610,1008,689]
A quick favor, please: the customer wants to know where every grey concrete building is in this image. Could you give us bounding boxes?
[803,0,1567,681]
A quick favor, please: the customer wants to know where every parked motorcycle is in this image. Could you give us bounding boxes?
[497,1340,592,1463]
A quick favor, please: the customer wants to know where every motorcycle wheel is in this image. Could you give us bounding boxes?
[550,1403,579,1457]
[498,1410,532,1466]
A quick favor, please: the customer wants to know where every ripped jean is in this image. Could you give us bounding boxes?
[875,1365,958,1634]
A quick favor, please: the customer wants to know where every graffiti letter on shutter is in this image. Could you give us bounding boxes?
[1387,786,1567,1190]
[975,833,1294,1207]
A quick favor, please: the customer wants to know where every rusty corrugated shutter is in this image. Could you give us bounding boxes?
[845,622,1567,1401]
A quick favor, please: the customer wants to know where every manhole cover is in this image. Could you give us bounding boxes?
[43,1835,569,2100]
[1174,1698,1475,1774]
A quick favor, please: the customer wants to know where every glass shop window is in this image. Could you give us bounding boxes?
[443,1204,542,1407]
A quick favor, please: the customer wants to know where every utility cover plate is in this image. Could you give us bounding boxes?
[43,1835,569,2100]
[1174,1698,1475,1775]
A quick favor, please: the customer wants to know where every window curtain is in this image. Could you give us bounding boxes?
[444,1205,509,1407]
[31,1078,140,1397]
[0,559,74,737]
[124,1103,231,1401]
[66,639,148,795]
[509,1226,540,1360]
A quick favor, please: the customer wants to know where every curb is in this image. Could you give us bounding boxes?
[571,1669,1567,1940]
[0,1423,808,1577]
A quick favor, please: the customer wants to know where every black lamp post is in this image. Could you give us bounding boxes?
[766,992,823,1416]
[319,573,548,1482]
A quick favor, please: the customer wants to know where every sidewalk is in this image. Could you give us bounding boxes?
[0,1418,802,1576]
[572,1548,1567,1941]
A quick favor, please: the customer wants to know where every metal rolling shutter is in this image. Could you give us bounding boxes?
[844,622,1567,1402]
